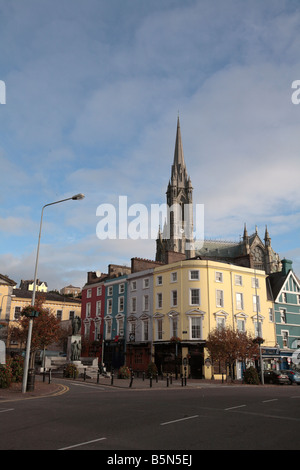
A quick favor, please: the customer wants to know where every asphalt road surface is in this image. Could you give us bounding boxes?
[0,379,299,455]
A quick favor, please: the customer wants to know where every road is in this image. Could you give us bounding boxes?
[0,378,299,454]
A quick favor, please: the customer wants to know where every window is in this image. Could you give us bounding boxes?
[96,301,101,316]
[237,318,245,332]
[157,276,163,285]
[69,310,75,320]
[216,289,224,308]
[216,317,226,330]
[236,293,244,310]
[157,293,163,309]
[107,286,113,296]
[282,330,289,348]
[142,320,149,341]
[118,296,124,312]
[254,320,262,338]
[56,310,63,321]
[190,288,200,306]
[252,277,259,289]
[143,294,149,311]
[131,281,137,291]
[189,270,200,280]
[215,271,223,282]
[105,319,112,340]
[280,308,287,323]
[191,317,201,339]
[297,294,300,305]
[171,272,178,282]
[171,316,178,337]
[87,289,92,298]
[94,320,101,340]
[119,283,125,294]
[235,275,243,286]
[107,298,112,314]
[143,278,149,289]
[117,316,124,336]
[131,297,137,313]
[171,290,178,307]
[282,292,287,303]
[14,307,21,320]
[97,286,102,296]
[253,295,260,313]
[128,321,136,341]
[86,303,91,317]
[84,322,90,338]
[156,318,163,340]
[269,308,274,322]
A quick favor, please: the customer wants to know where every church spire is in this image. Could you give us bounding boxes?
[171,116,188,188]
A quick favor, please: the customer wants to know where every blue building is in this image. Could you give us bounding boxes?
[268,259,300,369]
[103,264,131,371]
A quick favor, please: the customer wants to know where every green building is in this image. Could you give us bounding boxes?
[268,259,300,369]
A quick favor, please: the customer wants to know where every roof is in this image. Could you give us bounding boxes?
[12,288,81,304]
[195,239,243,258]
[0,274,17,286]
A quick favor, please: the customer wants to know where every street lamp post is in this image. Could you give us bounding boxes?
[22,193,85,393]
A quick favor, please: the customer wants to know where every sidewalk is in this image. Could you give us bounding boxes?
[65,373,243,390]
[0,376,66,402]
[0,374,250,401]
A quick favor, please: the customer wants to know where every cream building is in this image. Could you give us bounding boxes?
[153,259,276,379]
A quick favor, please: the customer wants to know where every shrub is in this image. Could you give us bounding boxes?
[8,355,24,383]
[64,363,78,378]
[147,362,158,378]
[118,365,131,379]
[0,364,13,389]
[243,366,260,385]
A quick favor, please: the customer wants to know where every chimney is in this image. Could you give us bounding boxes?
[281,258,293,276]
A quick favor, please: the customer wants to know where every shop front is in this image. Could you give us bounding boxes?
[126,342,152,373]
[103,338,125,372]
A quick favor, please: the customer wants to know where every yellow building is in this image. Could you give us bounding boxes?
[153,259,275,379]
[6,289,81,354]
[0,274,17,322]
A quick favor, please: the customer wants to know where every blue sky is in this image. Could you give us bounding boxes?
[1,0,300,290]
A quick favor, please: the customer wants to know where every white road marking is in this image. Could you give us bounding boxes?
[160,415,199,426]
[225,404,246,411]
[262,399,278,403]
[0,408,14,413]
[59,437,107,450]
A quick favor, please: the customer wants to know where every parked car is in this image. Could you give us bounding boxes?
[282,370,300,385]
[263,370,290,385]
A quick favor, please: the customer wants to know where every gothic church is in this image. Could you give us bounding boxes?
[155,117,281,274]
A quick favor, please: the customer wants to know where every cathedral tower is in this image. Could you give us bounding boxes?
[156,117,195,262]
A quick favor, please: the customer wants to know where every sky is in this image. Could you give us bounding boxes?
[1,0,300,290]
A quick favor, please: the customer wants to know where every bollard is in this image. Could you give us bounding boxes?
[111,372,114,386]
[156,373,158,383]
[181,373,183,387]
[129,371,134,388]
[167,373,169,387]
[48,368,52,384]
[150,374,152,388]
[184,371,187,386]
[97,370,100,383]
[84,368,86,381]
[170,373,172,385]
[43,369,46,383]
[142,371,145,381]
